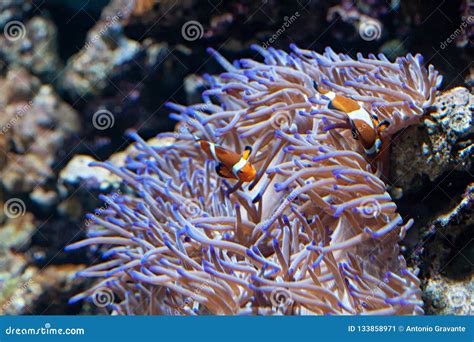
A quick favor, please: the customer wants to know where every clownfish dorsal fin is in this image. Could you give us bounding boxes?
[242,146,252,160]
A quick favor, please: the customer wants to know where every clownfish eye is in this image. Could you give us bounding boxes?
[238,170,243,174]
[351,128,359,140]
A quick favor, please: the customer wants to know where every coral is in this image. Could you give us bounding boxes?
[0,258,86,315]
[423,276,473,315]
[390,87,473,191]
[60,20,142,98]
[0,16,61,81]
[456,0,474,48]
[0,66,81,195]
[0,0,31,29]
[68,46,441,315]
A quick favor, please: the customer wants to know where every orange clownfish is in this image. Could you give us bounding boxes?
[196,138,257,182]
[316,84,390,157]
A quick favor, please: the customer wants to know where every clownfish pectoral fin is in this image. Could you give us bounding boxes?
[377,120,390,133]
[215,163,234,179]
[242,146,252,160]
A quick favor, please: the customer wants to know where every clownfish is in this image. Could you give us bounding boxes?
[196,138,257,182]
[315,83,390,157]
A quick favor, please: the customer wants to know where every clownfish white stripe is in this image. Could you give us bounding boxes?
[364,138,382,156]
[209,142,218,161]
[232,157,248,177]
[347,108,375,129]
[322,90,336,100]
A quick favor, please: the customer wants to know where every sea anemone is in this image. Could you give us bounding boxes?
[67,45,441,315]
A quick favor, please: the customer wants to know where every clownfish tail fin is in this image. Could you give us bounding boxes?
[242,146,252,160]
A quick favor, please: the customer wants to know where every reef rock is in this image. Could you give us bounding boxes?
[390,87,473,192]
[424,276,473,315]
[60,19,141,98]
[0,0,31,29]
[0,66,81,195]
[0,16,61,81]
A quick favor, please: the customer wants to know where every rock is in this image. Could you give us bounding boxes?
[0,0,31,29]
[0,262,89,315]
[416,183,473,315]
[59,155,121,191]
[0,213,35,251]
[0,67,81,195]
[60,19,141,98]
[423,276,473,315]
[0,16,61,81]
[390,87,473,192]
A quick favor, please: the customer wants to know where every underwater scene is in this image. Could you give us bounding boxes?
[0,0,472,318]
